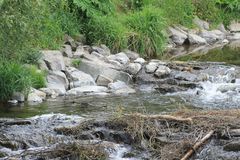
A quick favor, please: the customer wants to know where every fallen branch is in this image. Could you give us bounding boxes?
[181,130,214,160]
[125,113,193,124]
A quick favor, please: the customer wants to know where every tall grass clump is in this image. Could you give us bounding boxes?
[0,61,31,101]
[27,66,46,89]
[125,6,167,57]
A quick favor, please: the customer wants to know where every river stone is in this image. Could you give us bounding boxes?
[224,140,240,152]
[107,52,130,65]
[39,88,58,98]
[123,49,139,61]
[154,66,171,78]
[73,46,88,58]
[28,88,46,103]
[199,30,225,43]
[134,58,146,64]
[78,59,132,84]
[229,21,240,32]
[145,62,159,74]
[108,81,135,94]
[62,45,73,58]
[193,17,209,30]
[91,51,104,58]
[125,63,142,75]
[96,75,113,86]
[65,67,96,89]
[42,50,65,71]
[216,84,240,93]
[66,86,108,96]
[174,71,198,82]
[12,92,25,102]
[92,45,111,56]
[47,71,69,95]
[168,27,188,45]
[188,33,207,45]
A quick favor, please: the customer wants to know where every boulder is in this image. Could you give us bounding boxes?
[62,45,73,58]
[229,21,240,32]
[227,33,240,41]
[96,75,113,86]
[66,86,108,96]
[145,62,159,73]
[42,50,65,71]
[92,45,111,56]
[134,58,146,64]
[65,67,96,89]
[38,59,49,71]
[107,52,130,65]
[47,71,69,95]
[168,27,188,45]
[188,33,207,45]
[125,63,142,75]
[108,81,136,94]
[78,59,132,84]
[199,30,225,43]
[64,35,77,51]
[27,88,46,103]
[193,17,209,30]
[73,46,89,58]
[12,92,25,102]
[154,66,171,78]
[123,50,140,61]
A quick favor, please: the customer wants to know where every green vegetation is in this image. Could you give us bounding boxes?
[0,0,239,101]
[72,59,81,68]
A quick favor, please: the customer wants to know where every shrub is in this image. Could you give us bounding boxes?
[0,61,31,101]
[27,65,46,89]
[125,6,167,57]
[85,15,128,53]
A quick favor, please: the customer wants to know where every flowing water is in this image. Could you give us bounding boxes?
[1,42,240,159]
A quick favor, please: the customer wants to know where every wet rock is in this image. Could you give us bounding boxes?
[107,52,130,65]
[92,45,111,56]
[123,49,139,61]
[125,63,142,75]
[168,27,187,45]
[224,140,240,152]
[155,84,187,94]
[28,88,46,103]
[12,92,25,102]
[145,62,159,73]
[216,84,240,93]
[193,17,209,30]
[42,50,65,71]
[188,33,207,45]
[39,88,58,98]
[65,67,96,89]
[154,66,171,78]
[78,59,132,84]
[8,100,18,104]
[134,58,146,64]
[47,71,69,95]
[96,75,113,87]
[66,86,108,96]
[62,44,73,58]
[229,21,240,32]
[199,30,225,43]
[174,71,198,82]
[108,81,136,94]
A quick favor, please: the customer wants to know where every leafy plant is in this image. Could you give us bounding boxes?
[71,59,81,68]
[27,65,46,89]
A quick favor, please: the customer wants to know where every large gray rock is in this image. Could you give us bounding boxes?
[107,52,130,65]
[96,75,113,86]
[62,45,73,58]
[145,62,159,73]
[65,67,96,89]
[134,58,146,64]
[108,81,136,94]
[168,27,188,45]
[229,21,240,32]
[66,86,108,96]
[73,46,88,58]
[42,50,65,71]
[78,59,132,84]
[27,88,46,103]
[64,35,77,50]
[123,50,140,61]
[92,45,111,56]
[188,33,207,45]
[47,71,69,95]
[154,66,171,78]
[193,17,209,30]
[125,63,142,75]
[199,30,225,43]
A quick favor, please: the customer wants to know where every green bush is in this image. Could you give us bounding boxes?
[125,6,167,57]
[27,66,46,89]
[0,61,31,101]
[85,15,128,53]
